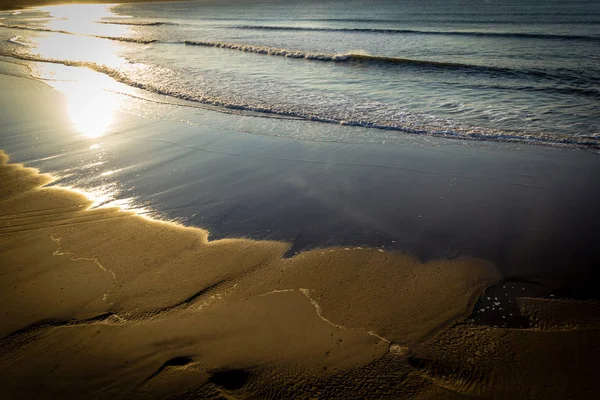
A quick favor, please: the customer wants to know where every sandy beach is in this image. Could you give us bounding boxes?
[1,62,600,398]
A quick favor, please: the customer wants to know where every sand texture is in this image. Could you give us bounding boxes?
[1,150,599,399]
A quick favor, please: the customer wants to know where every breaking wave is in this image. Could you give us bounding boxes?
[183,40,593,85]
[182,40,487,67]
[0,50,598,150]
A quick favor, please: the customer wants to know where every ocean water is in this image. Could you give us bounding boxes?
[0,0,599,147]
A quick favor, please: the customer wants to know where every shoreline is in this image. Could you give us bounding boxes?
[1,68,600,301]
[0,148,500,340]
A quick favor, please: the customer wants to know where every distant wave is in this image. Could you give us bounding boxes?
[466,83,600,100]
[307,18,600,25]
[156,16,600,25]
[184,40,470,66]
[184,40,600,86]
[97,21,175,27]
[231,25,600,42]
[0,24,523,73]
[1,50,597,150]
[1,23,593,85]
[0,23,157,44]
[183,40,567,82]
[5,20,595,45]
[185,40,343,61]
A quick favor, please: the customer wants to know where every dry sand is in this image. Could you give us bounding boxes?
[1,150,599,399]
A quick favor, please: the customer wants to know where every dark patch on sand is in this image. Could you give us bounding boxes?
[142,356,195,385]
[209,369,250,390]
[467,280,551,328]
[157,356,193,372]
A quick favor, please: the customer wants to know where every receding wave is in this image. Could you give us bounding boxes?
[0,23,157,44]
[231,25,600,42]
[1,50,597,150]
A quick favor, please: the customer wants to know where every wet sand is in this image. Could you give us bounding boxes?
[0,151,487,394]
[2,150,600,398]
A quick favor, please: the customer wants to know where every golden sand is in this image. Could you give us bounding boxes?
[1,150,598,398]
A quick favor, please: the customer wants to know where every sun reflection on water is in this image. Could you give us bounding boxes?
[60,183,151,216]
[11,4,156,218]
[39,67,122,138]
[66,84,117,139]
[52,148,150,216]
[39,4,127,36]
[28,43,127,138]
[22,4,136,139]
[33,34,126,67]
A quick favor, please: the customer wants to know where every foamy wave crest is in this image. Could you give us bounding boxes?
[1,51,598,149]
[184,40,343,60]
[97,36,156,44]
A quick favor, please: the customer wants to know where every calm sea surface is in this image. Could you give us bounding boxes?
[1,0,599,147]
